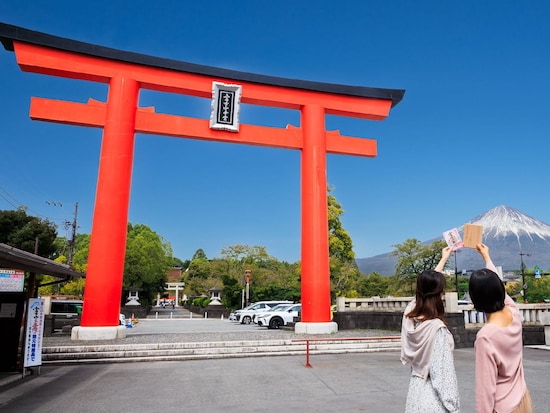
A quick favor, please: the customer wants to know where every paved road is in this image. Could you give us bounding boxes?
[1,319,549,412]
[1,348,549,412]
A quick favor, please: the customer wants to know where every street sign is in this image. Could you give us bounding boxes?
[535,269,541,279]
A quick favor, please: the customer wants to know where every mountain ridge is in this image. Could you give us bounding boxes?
[356,205,550,276]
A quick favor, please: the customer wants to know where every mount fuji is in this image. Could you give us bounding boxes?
[356,205,550,276]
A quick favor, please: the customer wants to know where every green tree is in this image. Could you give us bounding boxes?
[327,187,360,298]
[221,244,271,267]
[71,233,91,274]
[357,272,390,297]
[391,238,447,295]
[123,223,173,306]
[187,257,211,279]
[505,281,521,300]
[206,247,301,309]
[221,274,242,308]
[182,249,215,298]
[37,233,91,297]
[60,277,86,297]
[192,248,207,260]
[172,256,187,268]
[525,276,550,303]
[0,207,58,258]
[1,207,61,296]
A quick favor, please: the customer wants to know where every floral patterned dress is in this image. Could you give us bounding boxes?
[405,328,460,412]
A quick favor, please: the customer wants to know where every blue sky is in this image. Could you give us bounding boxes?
[1,2,549,263]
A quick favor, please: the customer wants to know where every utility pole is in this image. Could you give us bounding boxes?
[245,269,251,306]
[46,200,78,267]
[454,251,459,297]
[519,252,531,303]
[67,202,78,268]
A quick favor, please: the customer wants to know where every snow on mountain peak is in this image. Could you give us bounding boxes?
[467,205,550,241]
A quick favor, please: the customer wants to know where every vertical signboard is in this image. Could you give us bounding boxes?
[24,298,45,368]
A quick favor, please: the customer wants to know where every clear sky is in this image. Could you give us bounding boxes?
[1,1,549,263]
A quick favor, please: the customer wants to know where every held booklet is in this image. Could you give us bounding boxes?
[463,224,483,248]
[443,228,464,251]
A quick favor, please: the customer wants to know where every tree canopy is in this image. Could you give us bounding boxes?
[327,187,361,299]
[0,207,58,258]
[391,238,448,295]
[123,223,173,305]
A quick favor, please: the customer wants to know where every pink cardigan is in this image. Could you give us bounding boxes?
[474,262,527,413]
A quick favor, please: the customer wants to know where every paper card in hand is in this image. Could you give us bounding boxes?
[443,228,464,251]
[463,224,483,248]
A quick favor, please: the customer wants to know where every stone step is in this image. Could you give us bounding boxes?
[145,308,202,319]
[41,337,401,365]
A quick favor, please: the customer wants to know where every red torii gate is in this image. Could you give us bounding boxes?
[0,23,404,339]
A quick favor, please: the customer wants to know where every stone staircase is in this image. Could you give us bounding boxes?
[145,306,200,319]
[41,336,401,365]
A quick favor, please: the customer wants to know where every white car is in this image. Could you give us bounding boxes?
[252,303,294,324]
[257,304,301,329]
[230,301,293,324]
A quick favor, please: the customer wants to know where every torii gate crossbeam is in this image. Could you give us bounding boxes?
[0,23,404,339]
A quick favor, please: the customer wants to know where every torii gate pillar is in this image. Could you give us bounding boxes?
[298,104,333,333]
[0,23,404,340]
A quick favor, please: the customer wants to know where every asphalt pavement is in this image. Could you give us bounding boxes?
[0,319,549,412]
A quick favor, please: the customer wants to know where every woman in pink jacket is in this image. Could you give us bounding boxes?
[469,244,533,413]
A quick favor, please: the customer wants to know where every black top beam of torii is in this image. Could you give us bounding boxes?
[0,22,405,108]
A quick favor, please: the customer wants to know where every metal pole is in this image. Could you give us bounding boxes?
[68,202,78,268]
[520,252,530,303]
[305,340,312,368]
[245,270,251,307]
[454,252,459,296]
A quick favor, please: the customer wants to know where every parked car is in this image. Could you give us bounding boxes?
[47,298,83,331]
[252,303,294,324]
[230,301,294,324]
[257,304,301,329]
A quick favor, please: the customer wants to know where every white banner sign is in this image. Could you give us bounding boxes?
[24,298,45,367]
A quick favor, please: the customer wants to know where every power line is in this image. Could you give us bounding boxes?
[0,185,25,209]
[0,186,46,217]
[0,185,72,228]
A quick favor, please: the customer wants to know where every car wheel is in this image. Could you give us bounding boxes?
[269,317,283,329]
[242,316,252,324]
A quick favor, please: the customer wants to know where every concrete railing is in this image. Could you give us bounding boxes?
[336,296,550,330]
[336,296,412,312]
[461,303,550,329]
[336,294,461,313]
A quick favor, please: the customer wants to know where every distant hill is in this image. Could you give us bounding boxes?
[356,205,550,276]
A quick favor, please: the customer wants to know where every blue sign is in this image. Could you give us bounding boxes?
[535,269,541,278]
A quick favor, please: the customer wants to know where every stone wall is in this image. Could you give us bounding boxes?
[187,304,231,319]
[333,311,545,348]
[120,305,150,320]
[333,311,403,331]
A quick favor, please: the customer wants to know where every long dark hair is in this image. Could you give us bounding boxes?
[406,270,446,323]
